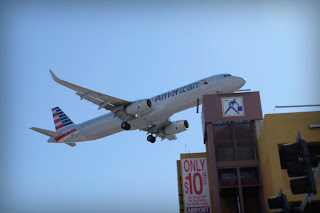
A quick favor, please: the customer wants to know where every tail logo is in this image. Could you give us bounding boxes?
[52,107,74,131]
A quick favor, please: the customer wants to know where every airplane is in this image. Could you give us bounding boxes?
[30,71,246,146]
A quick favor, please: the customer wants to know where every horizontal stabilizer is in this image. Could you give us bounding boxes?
[30,127,62,138]
[65,142,76,147]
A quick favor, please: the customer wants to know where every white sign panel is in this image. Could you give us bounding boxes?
[181,158,211,213]
[221,97,244,117]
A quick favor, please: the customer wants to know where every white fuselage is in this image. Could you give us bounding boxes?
[48,74,245,143]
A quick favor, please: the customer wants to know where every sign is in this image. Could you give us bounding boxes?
[221,97,244,117]
[181,158,211,213]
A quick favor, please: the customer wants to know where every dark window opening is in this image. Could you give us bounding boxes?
[242,187,261,213]
[240,167,259,185]
[213,121,257,161]
[237,142,255,160]
[219,169,237,187]
[216,143,234,161]
[214,124,233,142]
[235,123,254,141]
[220,188,240,213]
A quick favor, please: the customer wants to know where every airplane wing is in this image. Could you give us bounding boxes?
[49,70,132,121]
[141,118,177,141]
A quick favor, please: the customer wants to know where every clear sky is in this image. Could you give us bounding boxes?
[1,1,319,213]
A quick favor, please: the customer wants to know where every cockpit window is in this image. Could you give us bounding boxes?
[224,74,232,77]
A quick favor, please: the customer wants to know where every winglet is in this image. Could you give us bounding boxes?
[49,70,59,82]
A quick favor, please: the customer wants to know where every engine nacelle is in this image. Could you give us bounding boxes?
[164,120,189,135]
[126,99,152,116]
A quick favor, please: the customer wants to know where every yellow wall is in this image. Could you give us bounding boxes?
[258,111,320,212]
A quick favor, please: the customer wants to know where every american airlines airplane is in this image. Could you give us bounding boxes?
[31,71,246,146]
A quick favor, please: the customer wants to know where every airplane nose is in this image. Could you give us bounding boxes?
[233,77,246,89]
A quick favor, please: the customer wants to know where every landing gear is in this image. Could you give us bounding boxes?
[147,135,156,143]
[121,122,131,130]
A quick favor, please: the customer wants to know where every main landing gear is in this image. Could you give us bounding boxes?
[147,135,156,143]
[121,122,131,130]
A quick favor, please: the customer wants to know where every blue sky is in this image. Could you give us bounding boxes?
[1,1,319,213]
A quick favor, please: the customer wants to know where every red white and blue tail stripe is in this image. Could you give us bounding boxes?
[52,107,75,132]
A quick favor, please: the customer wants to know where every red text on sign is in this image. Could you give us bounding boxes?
[185,172,203,195]
[184,159,205,172]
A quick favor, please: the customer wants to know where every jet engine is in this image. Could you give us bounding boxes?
[126,99,152,117]
[164,120,189,135]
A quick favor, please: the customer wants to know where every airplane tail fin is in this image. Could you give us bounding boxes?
[52,107,75,132]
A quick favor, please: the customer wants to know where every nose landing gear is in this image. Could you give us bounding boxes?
[121,122,131,130]
[147,135,156,143]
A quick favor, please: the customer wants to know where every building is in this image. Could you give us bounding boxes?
[177,92,320,213]
[178,92,264,213]
[258,111,320,212]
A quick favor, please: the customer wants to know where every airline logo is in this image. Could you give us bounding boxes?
[201,79,208,85]
[52,107,74,131]
[221,97,244,117]
[154,82,199,102]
